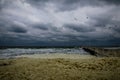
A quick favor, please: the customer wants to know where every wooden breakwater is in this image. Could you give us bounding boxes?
[83,47,120,57]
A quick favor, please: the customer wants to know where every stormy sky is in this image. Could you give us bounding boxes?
[0,0,120,46]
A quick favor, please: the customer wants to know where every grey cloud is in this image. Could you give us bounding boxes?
[32,23,61,33]
[64,24,95,32]
[59,0,104,11]
[93,17,120,34]
[48,28,92,42]
[113,26,120,33]
[33,23,49,30]
[0,0,120,46]
[101,0,120,5]
[26,0,49,9]
[27,0,49,4]
[26,0,120,12]
[26,0,104,11]
[9,26,27,33]
[25,0,120,12]
[0,19,27,33]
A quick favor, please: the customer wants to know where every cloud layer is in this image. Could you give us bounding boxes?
[0,0,120,46]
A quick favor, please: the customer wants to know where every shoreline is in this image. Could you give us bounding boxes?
[16,53,96,59]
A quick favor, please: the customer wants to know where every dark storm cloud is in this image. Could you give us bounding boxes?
[94,17,120,34]
[26,0,104,11]
[33,23,49,30]
[90,10,120,36]
[0,0,120,46]
[32,23,61,33]
[0,19,27,33]
[64,0,120,5]
[64,24,95,32]
[58,0,105,11]
[9,26,27,33]
[102,0,120,5]
[113,26,120,33]
[26,0,120,12]
[25,0,50,10]
[25,0,120,13]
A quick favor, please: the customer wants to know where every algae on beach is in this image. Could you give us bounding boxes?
[0,56,120,80]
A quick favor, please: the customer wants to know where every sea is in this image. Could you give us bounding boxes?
[0,48,89,59]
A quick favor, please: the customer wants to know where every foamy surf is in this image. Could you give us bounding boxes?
[16,53,95,59]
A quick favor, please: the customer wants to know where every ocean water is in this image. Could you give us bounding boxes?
[104,47,120,49]
[0,48,88,59]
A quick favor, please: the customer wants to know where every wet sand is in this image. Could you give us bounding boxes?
[16,53,95,59]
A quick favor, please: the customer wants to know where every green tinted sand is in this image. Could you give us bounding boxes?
[0,54,120,80]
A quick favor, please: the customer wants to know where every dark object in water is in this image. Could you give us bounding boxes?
[83,48,98,56]
[83,47,120,57]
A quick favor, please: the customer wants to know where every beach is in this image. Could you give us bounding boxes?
[0,0,120,79]
[0,53,120,80]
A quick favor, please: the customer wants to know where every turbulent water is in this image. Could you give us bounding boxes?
[0,48,88,59]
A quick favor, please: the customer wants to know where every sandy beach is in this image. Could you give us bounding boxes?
[0,54,120,80]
